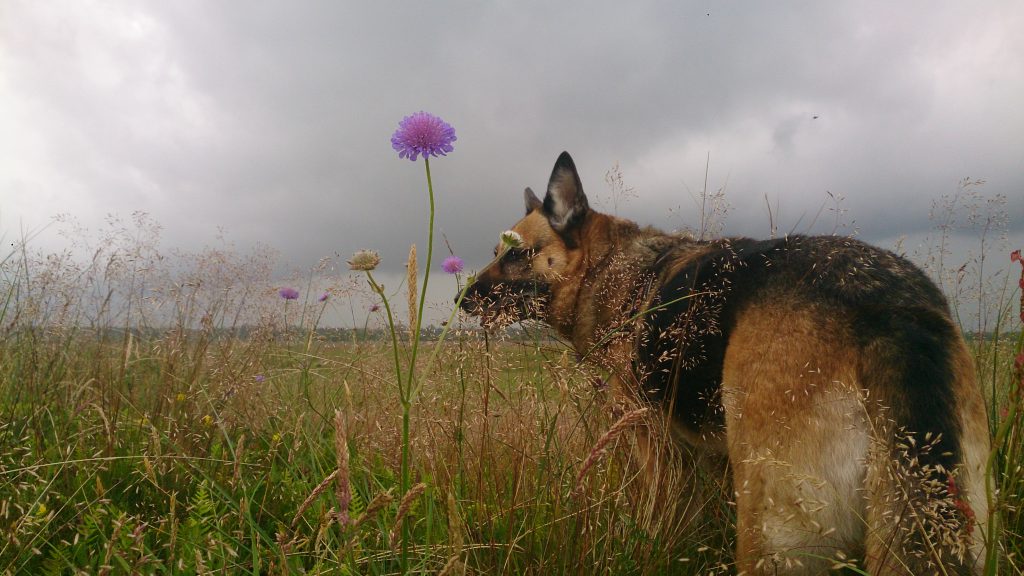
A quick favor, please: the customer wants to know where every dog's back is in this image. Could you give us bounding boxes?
[636,234,990,574]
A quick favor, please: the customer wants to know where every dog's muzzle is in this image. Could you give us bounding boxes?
[457,280,549,326]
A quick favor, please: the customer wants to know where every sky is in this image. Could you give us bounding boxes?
[2,1,1023,325]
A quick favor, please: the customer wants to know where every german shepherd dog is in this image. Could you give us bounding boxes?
[460,152,990,575]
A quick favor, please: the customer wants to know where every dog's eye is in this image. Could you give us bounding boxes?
[505,247,533,262]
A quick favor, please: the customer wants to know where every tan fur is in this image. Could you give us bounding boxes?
[953,340,992,571]
[723,302,869,574]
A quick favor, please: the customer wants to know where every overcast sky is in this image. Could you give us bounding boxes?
[3,1,1022,323]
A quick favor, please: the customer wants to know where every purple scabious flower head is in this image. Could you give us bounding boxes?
[318,291,330,303]
[279,287,299,300]
[255,374,265,383]
[441,255,464,274]
[391,111,456,161]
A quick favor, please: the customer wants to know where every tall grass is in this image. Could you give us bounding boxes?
[0,200,1020,575]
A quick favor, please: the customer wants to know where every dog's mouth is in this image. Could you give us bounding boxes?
[459,280,550,327]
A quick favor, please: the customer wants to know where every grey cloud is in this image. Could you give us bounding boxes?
[3,1,1022,325]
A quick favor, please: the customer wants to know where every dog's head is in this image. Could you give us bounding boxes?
[459,151,591,327]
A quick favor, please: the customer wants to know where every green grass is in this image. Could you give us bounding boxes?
[0,328,734,575]
[1,219,1021,575]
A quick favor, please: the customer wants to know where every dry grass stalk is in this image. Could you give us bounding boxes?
[168,491,178,564]
[275,529,292,558]
[407,243,418,343]
[343,379,354,437]
[353,489,394,530]
[574,407,650,496]
[447,491,464,552]
[439,491,465,575]
[194,548,208,575]
[390,482,427,548]
[334,409,351,528]
[438,554,466,576]
[290,469,339,530]
[232,433,246,486]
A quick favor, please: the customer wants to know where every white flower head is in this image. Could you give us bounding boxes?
[348,249,381,271]
[499,230,523,249]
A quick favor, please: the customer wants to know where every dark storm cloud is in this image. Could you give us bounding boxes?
[3,1,1022,321]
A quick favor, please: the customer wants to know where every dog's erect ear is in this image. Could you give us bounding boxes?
[524,187,543,215]
[542,151,589,236]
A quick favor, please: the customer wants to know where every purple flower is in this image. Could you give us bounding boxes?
[391,111,456,161]
[369,303,381,312]
[279,287,299,300]
[255,374,265,383]
[318,291,330,303]
[441,255,464,274]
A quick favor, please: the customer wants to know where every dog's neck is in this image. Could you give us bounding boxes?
[546,212,690,359]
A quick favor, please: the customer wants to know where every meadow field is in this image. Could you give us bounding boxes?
[1,210,1021,575]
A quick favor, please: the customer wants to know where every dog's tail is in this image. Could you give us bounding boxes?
[858,306,989,575]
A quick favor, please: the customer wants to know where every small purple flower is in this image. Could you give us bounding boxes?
[318,291,330,303]
[391,111,456,161]
[441,255,464,274]
[279,287,299,300]
[369,303,381,312]
[255,374,265,383]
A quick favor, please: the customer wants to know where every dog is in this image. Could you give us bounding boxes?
[460,151,991,575]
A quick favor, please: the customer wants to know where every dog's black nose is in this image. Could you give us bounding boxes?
[456,286,472,308]
[458,281,478,306]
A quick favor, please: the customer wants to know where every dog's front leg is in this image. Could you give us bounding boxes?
[606,371,722,530]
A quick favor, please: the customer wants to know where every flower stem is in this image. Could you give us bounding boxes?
[407,157,436,374]
[366,271,411,574]
[396,156,436,572]
[365,272,403,400]
[412,281,472,402]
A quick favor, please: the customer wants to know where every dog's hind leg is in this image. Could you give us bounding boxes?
[726,386,870,575]
[723,304,870,574]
